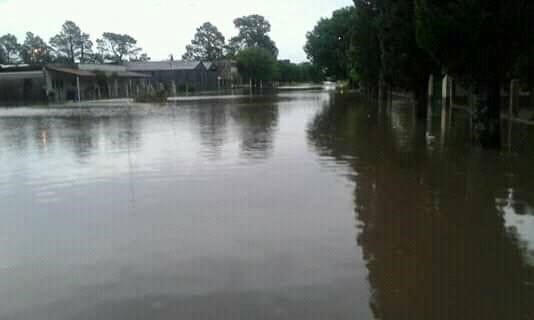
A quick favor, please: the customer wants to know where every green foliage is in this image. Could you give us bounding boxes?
[183,22,226,61]
[415,0,530,83]
[304,7,354,80]
[229,15,278,57]
[20,32,53,65]
[49,21,92,64]
[348,2,380,90]
[275,60,323,83]
[100,32,141,64]
[0,34,21,64]
[0,45,5,64]
[236,47,277,84]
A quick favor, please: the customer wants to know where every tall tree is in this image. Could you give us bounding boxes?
[236,47,277,87]
[78,32,93,63]
[229,15,278,57]
[100,32,141,64]
[20,32,53,65]
[415,0,530,147]
[348,1,380,94]
[0,45,5,64]
[372,0,438,114]
[0,34,21,64]
[49,21,92,64]
[182,22,226,61]
[130,52,151,62]
[304,7,354,80]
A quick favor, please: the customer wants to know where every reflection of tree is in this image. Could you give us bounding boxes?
[308,97,534,320]
[231,101,279,160]
[189,103,229,158]
[58,112,142,160]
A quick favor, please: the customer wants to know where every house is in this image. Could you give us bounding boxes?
[126,60,219,93]
[44,64,150,103]
[0,60,242,105]
[0,64,150,105]
[0,65,47,105]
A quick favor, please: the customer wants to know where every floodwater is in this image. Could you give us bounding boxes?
[0,92,533,319]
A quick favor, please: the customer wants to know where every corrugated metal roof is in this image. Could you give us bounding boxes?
[116,71,151,78]
[78,64,128,72]
[0,70,44,80]
[127,61,203,71]
[46,66,96,77]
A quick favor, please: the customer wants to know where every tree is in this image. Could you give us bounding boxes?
[304,7,354,80]
[348,1,380,94]
[0,34,21,64]
[0,45,5,64]
[130,52,151,62]
[275,60,323,83]
[49,21,91,63]
[20,32,53,65]
[236,47,277,87]
[229,15,278,57]
[415,0,530,147]
[78,33,93,63]
[182,22,226,61]
[100,32,141,64]
[371,0,438,114]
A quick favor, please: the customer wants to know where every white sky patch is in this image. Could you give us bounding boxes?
[0,0,353,62]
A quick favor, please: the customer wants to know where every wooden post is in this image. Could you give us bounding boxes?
[170,80,177,97]
[76,76,81,102]
[509,79,519,120]
[427,74,434,132]
[441,74,449,144]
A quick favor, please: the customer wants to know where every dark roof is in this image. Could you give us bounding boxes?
[116,71,151,78]
[0,64,43,72]
[0,70,44,80]
[46,66,96,77]
[126,61,204,72]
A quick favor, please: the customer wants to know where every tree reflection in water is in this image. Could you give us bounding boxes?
[308,94,534,320]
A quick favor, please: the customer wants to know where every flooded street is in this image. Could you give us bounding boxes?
[0,92,533,319]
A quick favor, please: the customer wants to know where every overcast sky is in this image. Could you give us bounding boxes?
[0,0,353,62]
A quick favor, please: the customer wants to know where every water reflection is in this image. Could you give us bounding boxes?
[190,103,229,159]
[308,95,534,320]
[231,100,279,160]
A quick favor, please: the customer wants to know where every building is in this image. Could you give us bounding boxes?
[0,64,150,105]
[0,65,47,105]
[0,60,241,105]
[126,60,218,94]
[44,64,150,103]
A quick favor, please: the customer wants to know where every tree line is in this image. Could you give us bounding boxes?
[304,0,533,147]
[0,21,149,65]
[182,15,322,85]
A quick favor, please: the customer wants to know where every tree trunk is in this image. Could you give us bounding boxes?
[475,79,501,149]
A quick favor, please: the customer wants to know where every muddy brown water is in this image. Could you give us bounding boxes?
[0,92,533,319]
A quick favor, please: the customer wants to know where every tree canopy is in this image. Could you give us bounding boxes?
[183,22,226,61]
[304,7,354,80]
[0,34,21,64]
[49,21,92,63]
[415,0,531,146]
[229,15,278,57]
[20,32,53,65]
[99,32,141,64]
[236,47,277,86]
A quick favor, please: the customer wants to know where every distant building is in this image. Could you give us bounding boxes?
[0,65,47,105]
[0,60,241,105]
[126,60,218,93]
